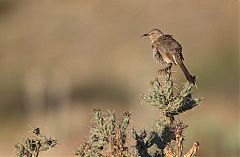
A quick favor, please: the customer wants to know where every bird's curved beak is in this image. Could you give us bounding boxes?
[140,33,149,37]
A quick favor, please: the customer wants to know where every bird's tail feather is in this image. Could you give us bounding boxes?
[177,62,195,84]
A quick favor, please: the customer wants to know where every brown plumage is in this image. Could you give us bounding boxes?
[142,29,195,84]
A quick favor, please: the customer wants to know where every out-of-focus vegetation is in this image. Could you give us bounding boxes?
[15,127,57,157]
[0,0,238,157]
[74,110,133,157]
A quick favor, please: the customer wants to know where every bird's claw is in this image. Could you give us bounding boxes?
[158,64,172,74]
[158,68,166,74]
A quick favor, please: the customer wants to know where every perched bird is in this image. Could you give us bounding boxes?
[141,29,195,84]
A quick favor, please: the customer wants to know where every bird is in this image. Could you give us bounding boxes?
[141,28,196,84]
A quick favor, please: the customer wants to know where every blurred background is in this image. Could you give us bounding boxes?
[0,0,238,156]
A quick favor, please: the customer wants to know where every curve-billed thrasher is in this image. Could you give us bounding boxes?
[141,29,195,84]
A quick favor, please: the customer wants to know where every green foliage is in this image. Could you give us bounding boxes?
[143,68,201,118]
[133,67,201,157]
[15,127,57,157]
[74,109,135,157]
[74,68,201,157]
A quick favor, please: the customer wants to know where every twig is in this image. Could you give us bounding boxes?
[164,144,175,157]
[184,142,199,157]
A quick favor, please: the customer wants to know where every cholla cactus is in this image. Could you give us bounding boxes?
[74,109,137,157]
[15,127,57,157]
[143,68,201,118]
[133,67,201,157]
[75,68,201,157]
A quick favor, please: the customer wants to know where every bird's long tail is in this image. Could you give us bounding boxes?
[177,61,196,84]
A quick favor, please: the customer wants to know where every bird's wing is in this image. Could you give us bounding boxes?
[162,35,184,62]
[160,35,195,84]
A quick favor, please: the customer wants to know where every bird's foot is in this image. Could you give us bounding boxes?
[158,64,172,74]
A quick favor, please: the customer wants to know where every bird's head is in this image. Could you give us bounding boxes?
[141,29,164,43]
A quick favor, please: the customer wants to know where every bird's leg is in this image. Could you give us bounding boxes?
[158,63,173,74]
